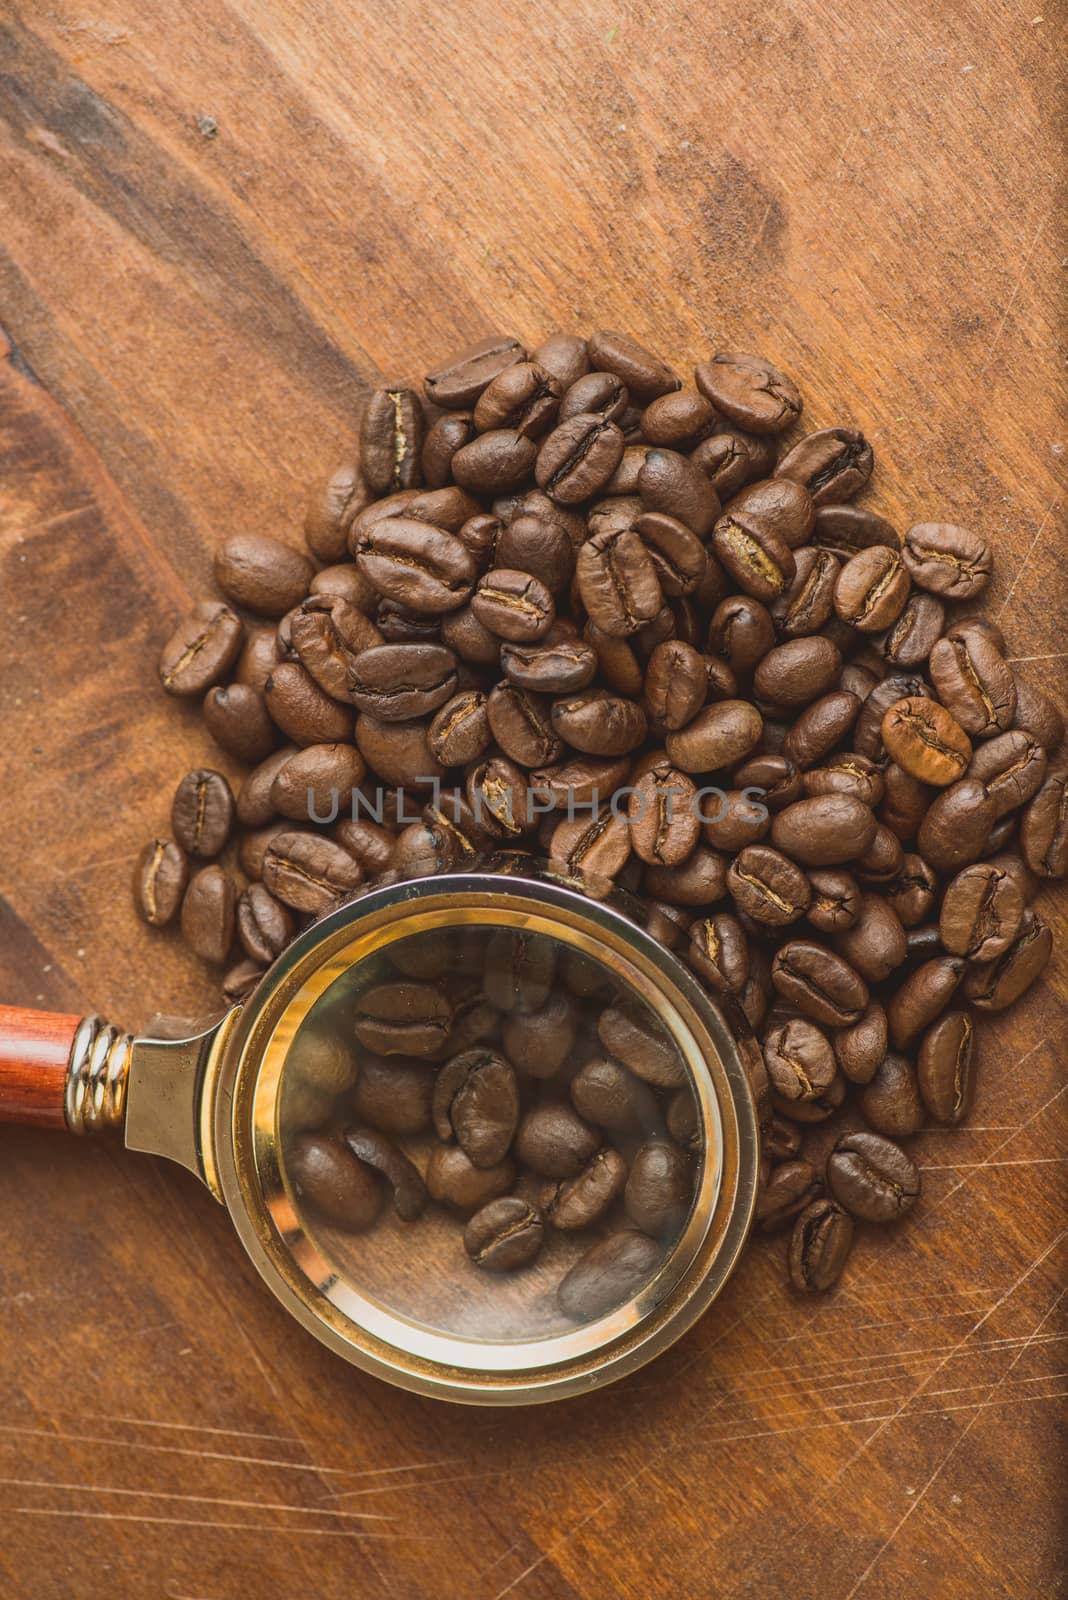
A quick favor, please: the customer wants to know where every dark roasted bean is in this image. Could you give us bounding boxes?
[133,839,188,927]
[902,522,992,599]
[918,1011,976,1125]
[776,427,873,505]
[789,1199,853,1292]
[827,1131,920,1222]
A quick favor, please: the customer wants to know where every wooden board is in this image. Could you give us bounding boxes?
[0,1,1065,1595]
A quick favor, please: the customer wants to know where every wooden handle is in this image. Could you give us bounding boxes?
[0,1005,82,1128]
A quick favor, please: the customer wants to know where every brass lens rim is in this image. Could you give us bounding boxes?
[212,865,760,1405]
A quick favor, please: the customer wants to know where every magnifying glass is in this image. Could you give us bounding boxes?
[0,862,764,1405]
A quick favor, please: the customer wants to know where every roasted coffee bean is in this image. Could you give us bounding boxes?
[571,1056,662,1134]
[466,754,532,836]
[544,1147,629,1231]
[771,546,839,638]
[854,673,928,762]
[728,845,810,925]
[500,637,596,695]
[583,619,645,696]
[180,864,236,964]
[887,854,938,927]
[577,526,663,637]
[644,846,729,907]
[472,361,561,438]
[692,428,778,498]
[708,594,776,673]
[464,1196,544,1270]
[771,796,876,867]
[355,713,446,790]
[356,517,478,613]
[303,461,370,563]
[350,1055,433,1136]
[536,413,626,504]
[806,868,861,934]
[202,683,276,764]
[484,928,556,1012]
[782,692,861,771]
[309,563,378,611]
[533,334,589,392]
[450,429,538,495]
[638,448,720,536]
[902,522,992,599]
[640,640,706,732]
[627,763,699,866]
[771,940,868,1027]
[857,821,904,885]
[694,352,801,434]
[641,387,718,448]
[265,661,353,746]
[727,479,815,551]
[289,1033,357,1096]
[469,569,556,644]
[222,959,266,1005]
[833,893,907,983]
[939,863,1024,960]
[360,386,425,494]
[833,545,909,632]
[1012,677,1064,752]
[587,330,679,401]
[159,601,244,696]
[289,595,382,703]
[262,831,363,916]
[530,753,630,812]
[133,839,188,927]
[756,1159,822,1231]
[501,994,577,1078]
[236,882,293,964]
[881,696,972,786]
[827,1131,920,1222]
[432,1049,520,1168]
[496,513,574,591]
[560,370,630,425]
[598,998,686,1087]
[442,602,501,665]
[424,334,525,409]
[551,688,648,756]
[1020,752,1068,879]
[487,683,562,767]
[812,504,899,555]
[666,699,763,774]
[632,513,707,598]
[514,1102,599,1180]
[342,1125,425,1221]
[754,638,841,708]
[558,1229,663,1319]
[214,534,313,619]
[857,1052,924,1138]
[879,591,945,666]
[776,427,873,505]
[624,1139,692,1237]
[918,1011,976,1125]
[688,912,750,997]
[763,1019,837,1106]
[702,789,770,851]
[289,1133,382,1230]
[833,1002,887,1084]
[928,634,1016,738]
[236,624,287,694]
[270,743,365,822]
[737,754,803,811]
[422,411,476,488]
[917,779,996,873]
[887,955,965,1049]
[962,910,1052,1011]
[345,643,458,722]
[880,763,932,842]
[789,1198,853,1292]
[712,512,795,603]
[352,982,452,1058]
[967,730,1047,818]
[428,689,490,766]
[426,1145,516,1215]
[172,769,235,858]
[551,803,632,876]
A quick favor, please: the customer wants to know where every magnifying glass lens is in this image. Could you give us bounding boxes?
[275,921,705,1343]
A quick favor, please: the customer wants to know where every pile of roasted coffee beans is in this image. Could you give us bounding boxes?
[278,925,700,1325]
[136,329,1066,1301]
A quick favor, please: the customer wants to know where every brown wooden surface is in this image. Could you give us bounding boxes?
[0,1006,80,1128]
[0,2,1066,1596]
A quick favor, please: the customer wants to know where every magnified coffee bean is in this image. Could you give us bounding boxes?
[426,1145,516,1215]
[352,981,452,1057]
[857,1052,924,1138]
[928,634,1016,738]
[727,845,810,925]
[771,796,876,867]
[340,1126,426,1222]
[432,1049,519,1169]
[180,864,236,965]
[349,1056,433,1136]
[776,427,873,505]
[598,998,686,1088]
[1020,753,1068,879]
[962,910,1052,1011]
[484,928,557,1013]
[902,522,992,599]
[500,994,577,1079]
[827,1131,920,1222]
[918,1011,976,1125]
[832,1002,887,1084]
[464,1196,544,1270]
[806,868,861,934]
[939,863,1024,960]
[536,413,626,505]
[771,940,868,1027]
[789,1198,853,1292]
[558,1229,664,1320]
[289,1133,383,1230]
[917,779,996,873]
[134,839,188,927]
[570,1057,662,1134]
[694,352,801,434]
[887,955,965,1049]
[159,600,244,696]
[763,1019,837,1106]
[624,1140,692,1238]
[544,1148,629,1231]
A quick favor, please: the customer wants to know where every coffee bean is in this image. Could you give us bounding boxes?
[290,1033,358,1095]
[754,638,842,708]
[265,661,353,746]
[355,713,446,790]
[771,795,876,867]
[832,1002,887,1084]
[352,981,452,1059]
[776,427,873,505]
[1012,677,1065,752]
[887,853,938,927]
[694,352,801,434]
[557,1229,664,1319]
[917,1011,975,1125]
[764,1116,804,1163]
[962,910,1052,1011]
[827,1131,920,1222]
[771,940,868,1026]
[712,512,795,602]
[497,994,575,1079]
[464,1196,544,1270]
[570,1056,662,1135]
[350,1055,433,1136]
[159,601,244,696]
[708,594,776,673]
[880,696,972,786]
[812,504,900,555]
[236,882,293,964]
[624,1139,692,1238]
[270,743,365,822]
[484,927,556,1013]
[665,699,763,774]
[782,692,861,771]
[688,913,750,997]
[641,387,718,448]
[771,546,840,638]
[806,868,861,933]
[854,673,929,762]
[789,1199,853,1292]
[359,386,426,495]
[902,522,992,599]
[171,769,235,858]
[886,955,965,1049]
[426,1144,516,1215]
[598,998,686,1087]
[728,844,810,925]
[432,1049,520,1168]
[428,689,490,766]
[535,413,626,505]
[344,643,459,723]
[626,762,699,867]
[833,545,910,632]
[514,1102,599,1179]
[928,634,1016,738]
[560,370,630,425]
[133,839,188,927]
[355,517,477,613]
[831,892,906,982]
[638,448,720,536]
[262,831,363,916]
[449,429,538,495]
[756,1159,822,1231]
[471,361,561,438]
[691,428,778,498]
[532,334,589,390]
[939,863,1024,960]
[289,1133,383,1230]
[424,334,525,409]
[1020,752,1068,879]
[544,1148,629,1231]
[917,779,996,873]
[763,1018,837,1106]
[422,412,476,488]
[878,591,945,666]
[214,535,313,620]
[180,864,236,964]
[467,569,556,644]
[222,959,266,1005]
[857,1052,924,1138]
[288,595,383,703]
[586,330,680,401]
[550,688,648,757]
[967,730,1047,818]
[303,461,370,563]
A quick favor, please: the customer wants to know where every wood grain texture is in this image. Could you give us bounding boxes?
[0,1006,81,1127]
[0,1,1065,1596]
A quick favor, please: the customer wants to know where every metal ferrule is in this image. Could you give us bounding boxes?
[65,1014,133,1135]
